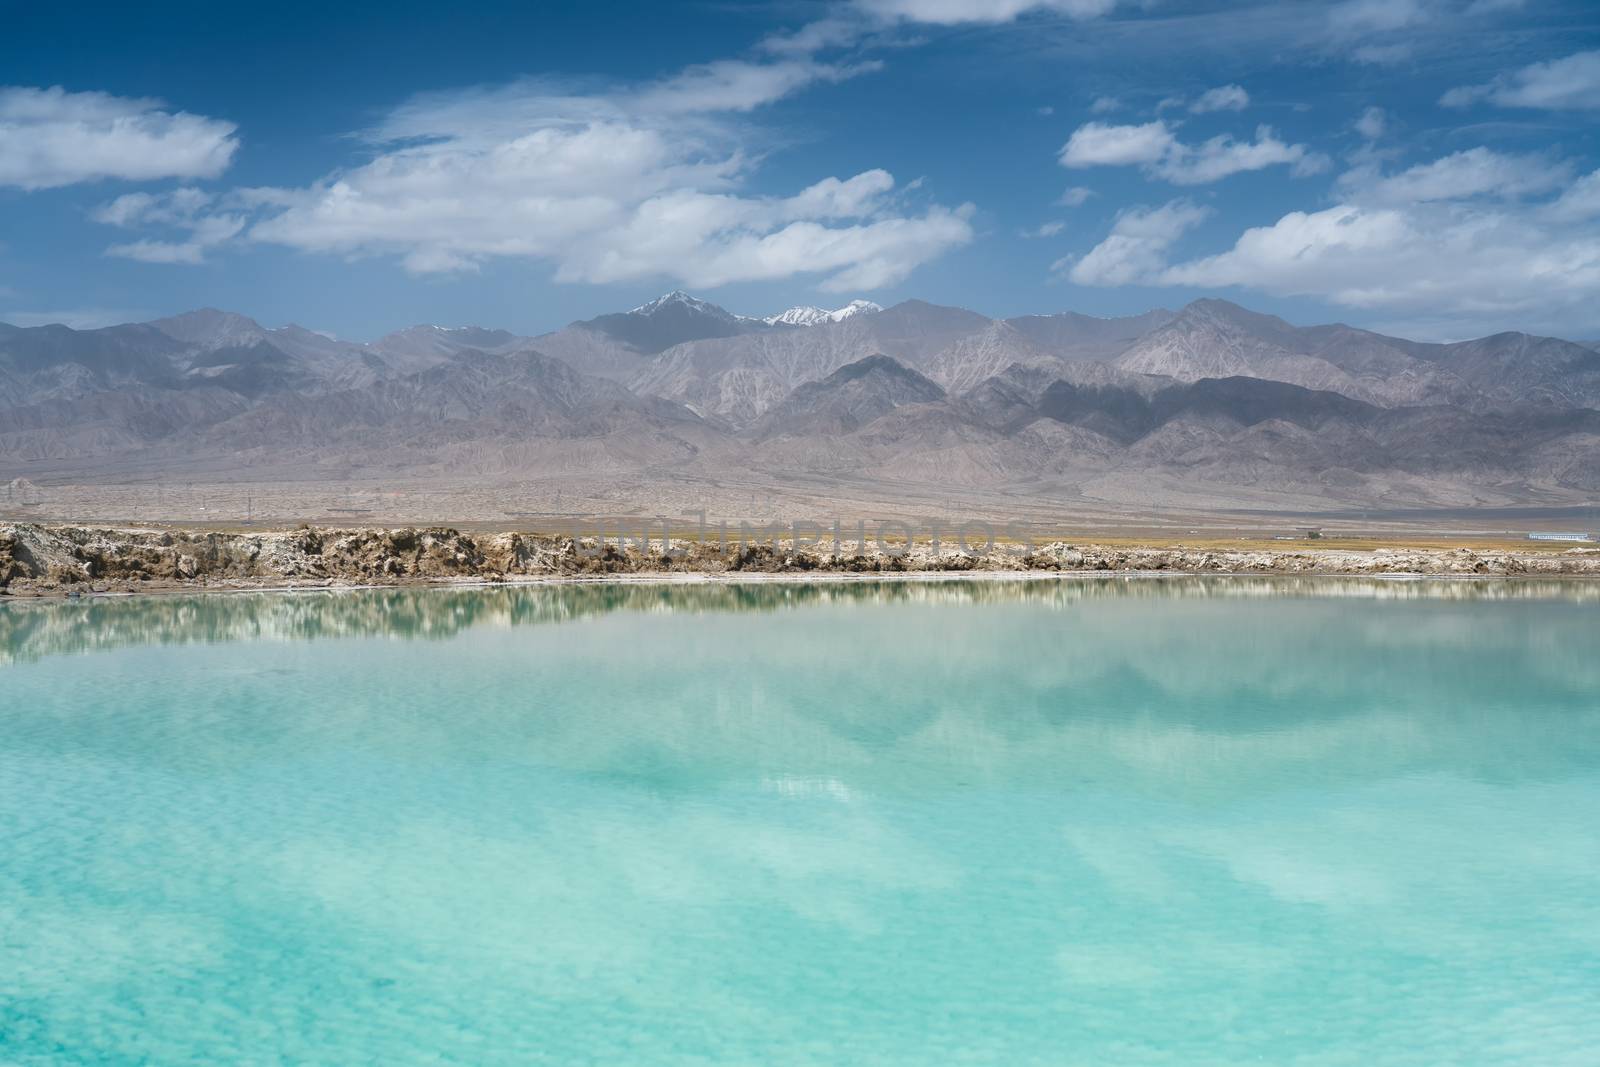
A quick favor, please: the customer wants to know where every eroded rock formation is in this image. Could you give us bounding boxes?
[4,523,1600,596]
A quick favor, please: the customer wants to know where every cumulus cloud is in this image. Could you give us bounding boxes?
[764,0,1124,48]
[1067,200,1209,285]
[1089,95,1121,114]
[92,187,213,227]
[1348,148,1571,205]
[1059,121,1176,167]
[1354,106,1387,140]
[1070,147,1600,329]
[222,67,971,289]
[1058,186,1096,207]
[1327,0,1432,36]
[1322,0,1441,64]
[1441,50,1600,110]
[92,187,244,265]
[1547,168,1600,222]
[1060,120,1319,185]
[854,0,1121,24]
[1173,129,1327,184]
[1155,202,1600,322]
[0,86,237,191]
[1189,85,1250,113]
[1020,220,1066,238]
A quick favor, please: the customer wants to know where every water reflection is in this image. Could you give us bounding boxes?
[5,573,1600,666]
[4,579,1600,1064]
[5,577,1599,800]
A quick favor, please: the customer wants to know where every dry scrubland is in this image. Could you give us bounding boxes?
[5,523,1600,597]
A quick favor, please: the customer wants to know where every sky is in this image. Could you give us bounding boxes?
[2,0,1598,342]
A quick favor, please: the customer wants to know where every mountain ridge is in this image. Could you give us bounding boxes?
[6,292,1600,516]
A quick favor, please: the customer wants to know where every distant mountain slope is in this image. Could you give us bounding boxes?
[366,325,527,374]
[627,299,1042,425]
[922,321,1068,394]
[1038,375,1380,445]
[749,355,945,440]
[5,293,1600,512]
[578,291,761,354]
[204,348,708,450]
[525,291,773,381]
[1004,308,1174,362]
[1114,299,1600,411]
[1409,332,1600,411]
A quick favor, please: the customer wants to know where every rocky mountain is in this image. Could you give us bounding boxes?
[1113,299,1600,412]
[749,355,944,440]
[622,299,1017,424]
[366,324,527,374]
[576,291,759,355]
[1005,308,1176,362]
[5,293,1600,517]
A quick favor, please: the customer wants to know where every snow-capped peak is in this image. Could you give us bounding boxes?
[765,306,831,327]
[764,299,883,327]
[629,290,751,321]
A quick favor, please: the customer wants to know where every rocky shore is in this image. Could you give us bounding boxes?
[4,522,1600,596]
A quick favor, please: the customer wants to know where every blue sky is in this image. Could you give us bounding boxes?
[2,0,1597,340]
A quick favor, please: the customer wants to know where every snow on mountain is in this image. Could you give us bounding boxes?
[764,300,883,327]
[629,290,756,323]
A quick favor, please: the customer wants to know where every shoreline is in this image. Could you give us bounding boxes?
[6,521,1600,599]
[14,568,1591,602]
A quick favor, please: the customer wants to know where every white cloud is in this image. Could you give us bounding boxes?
[1155,202,1600,323]
[1088,95,1121,114]
[1060,120,1319,185]
[1322,0,1435,64]
[785,170,898,217]
[1546,168,1600,222]
[1348,148,1571,205]
[1058,186,1095,207]
[760,18,871,57]
[1442,50,1600,110]
[638,58,880,114]
[855,0,1121,25]
[1059,121,1176,167]
[1068,200,1209,285]
[92,187,244,265]
[1189,85,1249,113]
[1327,0,1432,36]
[1021,220,1066,238]
[1168,128,1324,184]
[1354,106,1387,140]
[227,68,971,290]
[92,187,213,227]
[0,86,237,191]
[1067,150,1600,331]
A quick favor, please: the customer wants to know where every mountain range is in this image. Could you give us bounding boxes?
[4,291,1600,521]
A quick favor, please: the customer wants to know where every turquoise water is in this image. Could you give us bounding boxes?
[3,578,1599,1066]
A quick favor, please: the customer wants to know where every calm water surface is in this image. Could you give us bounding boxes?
[3,578,1599,1065]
